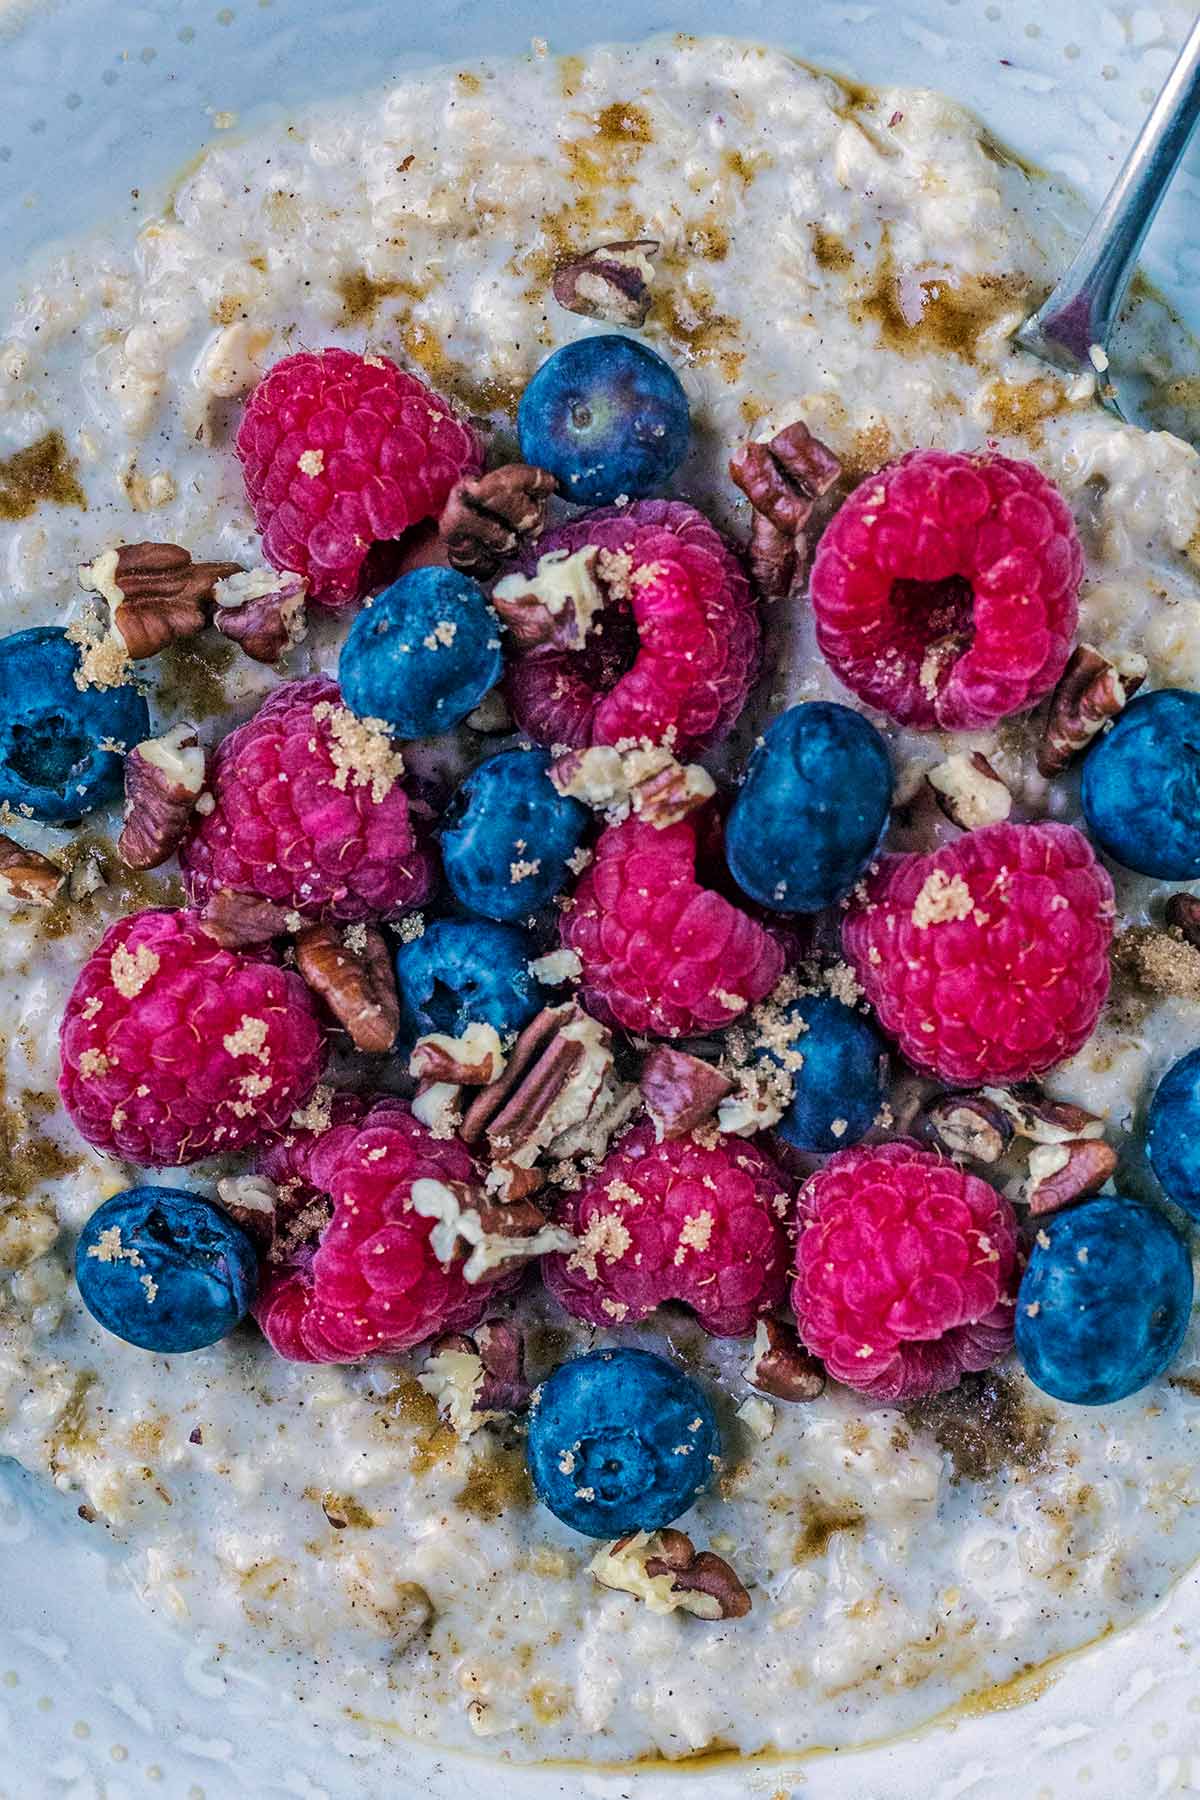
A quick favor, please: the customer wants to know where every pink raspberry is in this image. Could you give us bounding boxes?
[543,1121,793,1337]
[843,822,1114,1086]
[504,499,760,753]
[561,812,785,1037]
[59,909,326,1166]
[810,450,1082,730]
[252,1099,513,1363]
[180,675,435,926]
[236,349,482,609]
[792,1140,1019,1402]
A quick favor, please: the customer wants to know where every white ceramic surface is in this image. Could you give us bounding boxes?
[4,1,1200,1795]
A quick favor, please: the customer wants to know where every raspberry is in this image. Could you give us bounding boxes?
[252,1099,511,1363]
[504,499,760,753]
[236,349,481,610]
[542,1121,793,1337]
[843,822,1114,1086]
[180,676,435,925]
[810,450,1082,730]
[59,908,326,1166]
[561,812,785,1037]
[792,1140,1020,1402]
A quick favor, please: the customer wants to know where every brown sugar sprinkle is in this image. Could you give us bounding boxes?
[851,225,1034,362]
[1112,925,1200,1001]
[334,268,421,326]
[904,1370,1051,1483]
[0,1075,80,1207]
[454,1444,534,1521]
[0,430,86,522]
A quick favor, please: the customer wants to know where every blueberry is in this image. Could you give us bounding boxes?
[726,703,892,912]
[1147,1046,1200,1219]
[1015,1196,1193,1405]
[525,1347,719,1538]
[75,1187,258,1354]
[0,627,150,823]
[394,916,547,1045]
[440,749,590,922]
[339,567,503,740]
[769,993,888,1152]
[517,335,690,506]
[1081,688,1200,878]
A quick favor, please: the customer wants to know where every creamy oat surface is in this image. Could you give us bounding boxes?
[3,32,1200,1765]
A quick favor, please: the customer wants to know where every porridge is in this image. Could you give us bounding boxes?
[2,30,1200,1768]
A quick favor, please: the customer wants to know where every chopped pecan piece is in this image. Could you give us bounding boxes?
[729,419,842,599]
[1025,1138,1118,1216]
[410,1022,506,1087]
[294,923,399,1053]
[591,1530,751,1620]
[198,887,295,948]
[78,541,242,659]
[440,464,557,578]
[0,833,63,910]
[926,752,1012,831]
[492,544,608,650]
[1037,642,1148,777]
[212,568,308,663]
[419,1319,533,1436]
[552,239,660,327]
[640,1045,733,1140]
[117,723,206,871]
[920,1092,1014,1164]
[215,1172,279,1248]
[549,742,714,828]
[1166,894,1200,951]
[410,1176,576,1282]
[743,1316,826,1402]
[982,1087,1105,1145]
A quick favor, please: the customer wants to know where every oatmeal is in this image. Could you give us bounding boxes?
[3,32,1200,1767]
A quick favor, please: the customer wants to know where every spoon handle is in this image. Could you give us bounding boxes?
[1017,16,1200,367]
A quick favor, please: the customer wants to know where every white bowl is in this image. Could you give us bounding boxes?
[3,1,1200,1794]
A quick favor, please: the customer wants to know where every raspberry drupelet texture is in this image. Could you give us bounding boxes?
[793,1140,1020,1403]
[810,450,1082,730]
[180,676,435,926]
[252,1100,512,1363]
[59,909,326,1166]
[561,811,785,1037]
[542,1121,794,1337]
[843,822,1114,1086]
[504,499,760,753]
[237,348,482,609]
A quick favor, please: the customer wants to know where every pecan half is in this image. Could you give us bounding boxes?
[440,464,557,578]
[1025,1138,1118,1216]
[198,887,295,948]
[294,923,399,1053]
[212,568,308,663]
[730,419,842,599]
[592,1530,750,1620]
[982,1087,1105,1145]
[743,1316,826,1402]
[926,752,1012,831]
[117,723,206,871]
[550,742,714,828]
[1166,894,1200,951]
[640,1045,734,1140]
[78,542,242,659]
[1037,642,1148,778]
[0,833,64,910]
[215,1172,279,1249]
[420,1320,533,1436]
[552,239,660,327]
[492,544,609,650]
[920,1092,1014,1164]
[410,1022,506,1087]
[410,1176,576,1282]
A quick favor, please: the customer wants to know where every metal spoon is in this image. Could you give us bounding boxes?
[1014,15,1200,419]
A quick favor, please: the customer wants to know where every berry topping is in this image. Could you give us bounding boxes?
[180,675,434,927]
[394,916,548,1046]
[525,1346,720,1538]
[560,812,785,1038]
[763,991,888,1153]
[75,1187,258,1353]
[1081,687,1200,879]
[339,566,504,740]
[0,626,150,824]
[236,348,481,609]
[543,1121,793,1337]
[792,1140,1020,1403]
[59,908,326,1165]
[517,335,689,506]
[1147,1046,1200,1221]
[252,1100,514,1363]
[725,702,892,912]
[501,500,759,754]
[809,449,1081,730]
[439,748,590,921]
[1015,1196,1193,1405]
[843,822,1114,1086]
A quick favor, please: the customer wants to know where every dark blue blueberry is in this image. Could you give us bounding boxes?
[1015,1196,1192,1405]
[339,567,503,740]
[769,993,888,1152]
[440,749,590,922]
[517,335,690,506]
[0,627,150,824]
[75,1187,258,1354]
[726,702,892,912]
[1081,688,1200,879]
[1147,1046,1200,1220]
[394,916,547,1045]
[526,1347,719,1538]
